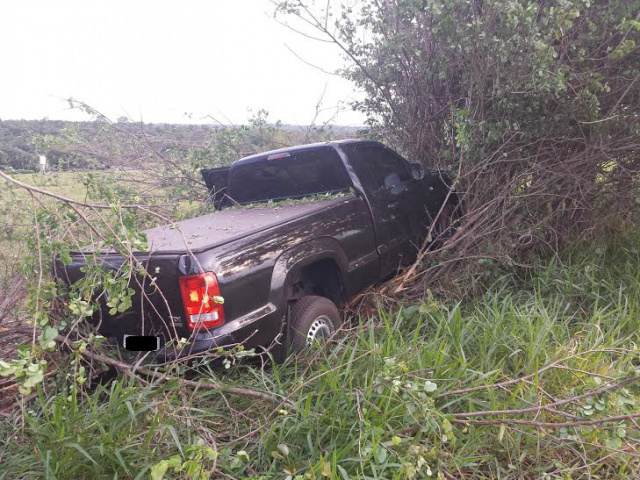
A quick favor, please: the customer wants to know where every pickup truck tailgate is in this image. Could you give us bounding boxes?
[57,251,187,342]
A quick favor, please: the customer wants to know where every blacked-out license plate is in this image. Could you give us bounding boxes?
[123,335,159,351]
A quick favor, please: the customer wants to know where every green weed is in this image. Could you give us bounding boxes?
[0,234,638,479]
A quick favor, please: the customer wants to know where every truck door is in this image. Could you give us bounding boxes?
[340,143,427,277]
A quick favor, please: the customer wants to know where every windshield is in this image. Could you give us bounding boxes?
[226,146,352,205]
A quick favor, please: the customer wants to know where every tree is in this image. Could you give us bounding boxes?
[276,0,640,286]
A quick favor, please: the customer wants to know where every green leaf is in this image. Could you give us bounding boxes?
[498,424,506,443]
[236,450,249,462]
[150,460,169,480]
[60,250,72,265]
[424,381,438,392]
[40,326,59,350]
[18,385,32,396]
[277,443,290,457]
[166,454,182,468]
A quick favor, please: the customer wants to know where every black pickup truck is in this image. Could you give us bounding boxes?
[57,140,458,361]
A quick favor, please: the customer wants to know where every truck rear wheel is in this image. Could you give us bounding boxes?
[289,295,340,353]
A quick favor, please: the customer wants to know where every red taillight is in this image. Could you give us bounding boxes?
[179,272,225,330]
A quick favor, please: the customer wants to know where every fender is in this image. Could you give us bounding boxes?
[268,236,349,312]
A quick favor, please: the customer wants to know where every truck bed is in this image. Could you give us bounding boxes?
[144,197,347,254]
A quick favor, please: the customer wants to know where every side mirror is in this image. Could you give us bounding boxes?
[410,162,424,180]
[384,172,402,189]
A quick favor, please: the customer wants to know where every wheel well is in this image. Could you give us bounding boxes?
[291,258,344,306]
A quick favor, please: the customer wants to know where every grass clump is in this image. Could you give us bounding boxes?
[1,234,638,479]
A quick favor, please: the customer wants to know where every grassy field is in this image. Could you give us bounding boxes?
[0,229,638,478]
[0,170,180,282]
[0,172,104,267]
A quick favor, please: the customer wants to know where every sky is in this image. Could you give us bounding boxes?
[0,0,366,125]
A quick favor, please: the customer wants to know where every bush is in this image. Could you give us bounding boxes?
[276,0,640,288]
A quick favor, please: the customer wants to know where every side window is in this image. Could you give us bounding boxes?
[345,144,411,192]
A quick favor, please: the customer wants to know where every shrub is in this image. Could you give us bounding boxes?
[276,0,640,288]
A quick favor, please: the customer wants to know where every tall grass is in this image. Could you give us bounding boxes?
[1,234,638,479]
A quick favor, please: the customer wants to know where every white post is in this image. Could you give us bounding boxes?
[39,155,47,174]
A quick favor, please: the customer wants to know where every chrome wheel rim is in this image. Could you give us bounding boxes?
[306,315,333,346]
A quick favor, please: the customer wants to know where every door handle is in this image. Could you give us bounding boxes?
[388,201,399,209]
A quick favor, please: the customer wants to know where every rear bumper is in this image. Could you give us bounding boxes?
[152,302,282,362]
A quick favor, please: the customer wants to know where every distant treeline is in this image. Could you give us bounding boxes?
[0,119,362,171]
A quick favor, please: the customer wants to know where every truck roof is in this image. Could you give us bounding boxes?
[232,139,377,167]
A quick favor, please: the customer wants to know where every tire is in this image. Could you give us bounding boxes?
[289,295,341,353]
